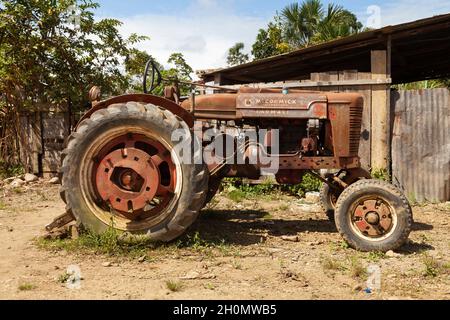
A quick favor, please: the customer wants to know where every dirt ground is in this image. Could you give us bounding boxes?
[0,182,449,300]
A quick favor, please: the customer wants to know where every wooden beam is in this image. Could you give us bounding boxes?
[371,50,390,172]
[221,78,392,90]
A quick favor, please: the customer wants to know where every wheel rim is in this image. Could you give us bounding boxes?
[79,129,183,232]
[348,197,398,241]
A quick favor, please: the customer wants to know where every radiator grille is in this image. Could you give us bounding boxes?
[349,99,364,155]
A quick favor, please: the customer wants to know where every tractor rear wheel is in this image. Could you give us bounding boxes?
[59,102,208,242]
[335,179,413,252]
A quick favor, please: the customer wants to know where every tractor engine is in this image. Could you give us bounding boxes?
[181,87,364,184]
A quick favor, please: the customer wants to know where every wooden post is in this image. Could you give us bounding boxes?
[371,50,390,172]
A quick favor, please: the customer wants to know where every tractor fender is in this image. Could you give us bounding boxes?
[76,94,195,129]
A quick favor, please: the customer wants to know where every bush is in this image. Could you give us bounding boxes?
[223,173,323,200]
[0,161,24,179]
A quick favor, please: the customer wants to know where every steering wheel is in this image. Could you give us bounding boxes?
[143,58,162,94]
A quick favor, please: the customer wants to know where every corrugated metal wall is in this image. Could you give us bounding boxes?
[392,88,450,202]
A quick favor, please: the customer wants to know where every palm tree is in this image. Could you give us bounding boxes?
[280,0,362,48]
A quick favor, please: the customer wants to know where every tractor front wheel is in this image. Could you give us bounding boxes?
[334,179,413,252]
[59,102,208,242]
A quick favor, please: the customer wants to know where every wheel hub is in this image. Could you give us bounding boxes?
[95,147,160,215]
[353,199,393,237]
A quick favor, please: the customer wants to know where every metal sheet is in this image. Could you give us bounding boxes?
[392,88,450,203]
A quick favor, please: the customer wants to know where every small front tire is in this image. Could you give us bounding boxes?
[335,179,413,252]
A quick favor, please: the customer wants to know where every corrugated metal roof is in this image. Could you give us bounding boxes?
[203,13,450,85]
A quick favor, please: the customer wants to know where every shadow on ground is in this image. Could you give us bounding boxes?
[189,209,336,247]
[187,208,435,254]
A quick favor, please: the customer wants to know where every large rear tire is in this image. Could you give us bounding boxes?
[335,179,413,252]
[59,102,208,242]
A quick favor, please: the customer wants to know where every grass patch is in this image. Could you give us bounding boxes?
[166,280,183,292]
[0,200,7,210]
[37,227,157,258]
[366,251,386,262]
[38,228,237,259]
[203,283,215,290]
[371,169,391,182]
[223,173,323,202]
[232,260,243,270]
[226,188,247,203]
[322,257,344,271]
[18,283,36,291]
[421,254,449,278]
[58,272,71,284]
[349,256,367,279]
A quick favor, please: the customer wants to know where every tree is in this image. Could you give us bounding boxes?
[227,42,249,66]
[280,0,362,48]
[252,22,291,60]
[150,53,194,97]
[0,0,147,171]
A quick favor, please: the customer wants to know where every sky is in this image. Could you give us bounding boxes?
[94,0,450,71]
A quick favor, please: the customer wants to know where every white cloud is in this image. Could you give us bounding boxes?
[359,0,450,27]
[118,1,265,73]
[117,0,450,73]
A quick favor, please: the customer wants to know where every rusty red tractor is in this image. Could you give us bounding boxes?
[55,60,413,252]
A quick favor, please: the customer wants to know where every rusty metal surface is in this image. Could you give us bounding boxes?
[93,133,177,219]
[392,89,450,202]
[278,156,360,170]
[236,93,327,119]
[78,94,195,128]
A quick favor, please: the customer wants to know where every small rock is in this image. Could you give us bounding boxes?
[102,262,112,267]
[181,271,201,280]
[3,177,15,184]
[24,173,39,183]
[386,250,399,258]
[180,271,216,280]
[305,192,321,204]
[48,177,60,185]
[10,179,25,188]
[7,227,13,232]
[138,256,146,263]
[281,235,299,242]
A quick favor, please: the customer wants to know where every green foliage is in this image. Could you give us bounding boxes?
[280,0,362,48]
[283,173,323,197]
[371,168,391,182]
[394,79,450,90]
[0,162,24,179]
[223,173,322,201]
[250,0,363,60]
[252,21,292,60]
[0,0,148,110]
[227,42,249,66]
[151,53,194,97]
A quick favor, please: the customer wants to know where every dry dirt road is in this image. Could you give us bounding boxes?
[0,182,449,300]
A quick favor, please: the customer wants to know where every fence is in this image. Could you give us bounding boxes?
[19,110,71,178]
[391,88,450,202]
